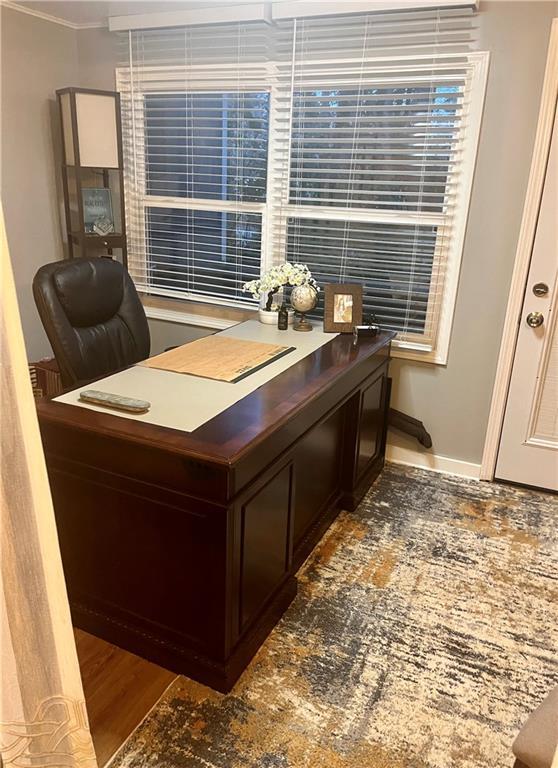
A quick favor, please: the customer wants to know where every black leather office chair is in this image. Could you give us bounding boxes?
[33,257,150,389]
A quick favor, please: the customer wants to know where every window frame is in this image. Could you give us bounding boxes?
[117,50,489,364]
[280,51,489,363]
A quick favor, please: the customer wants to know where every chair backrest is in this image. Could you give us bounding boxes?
[33,257,150,388]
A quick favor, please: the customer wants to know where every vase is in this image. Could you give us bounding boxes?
[258,309,277,325]
[258,309,295,326]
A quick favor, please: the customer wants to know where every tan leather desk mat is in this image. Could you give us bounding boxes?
[139,335,295,383]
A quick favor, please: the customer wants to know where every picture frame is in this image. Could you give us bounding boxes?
[323,283,363,333]
[81,187,114,234]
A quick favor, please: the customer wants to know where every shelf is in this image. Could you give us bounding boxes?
[70,232,125,248]
[63,164,122,171]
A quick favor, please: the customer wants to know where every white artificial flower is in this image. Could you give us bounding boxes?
[242,260,318,301]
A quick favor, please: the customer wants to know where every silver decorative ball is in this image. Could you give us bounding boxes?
[290,284,318,314]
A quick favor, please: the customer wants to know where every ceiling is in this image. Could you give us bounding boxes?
[7,0,263,28]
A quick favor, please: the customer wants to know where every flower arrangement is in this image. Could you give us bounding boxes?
[243,262,319,311]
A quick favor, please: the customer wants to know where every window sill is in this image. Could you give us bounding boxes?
[392,345,447,366]
[141,296,446,364]
[141,295,257,331]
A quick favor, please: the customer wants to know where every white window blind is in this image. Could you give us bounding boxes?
[118,6,487,360]
[279,10,487,358]
[117,23,273,307]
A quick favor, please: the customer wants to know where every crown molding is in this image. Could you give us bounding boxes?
[3,0,480,32]
[109,2,272,32]
[1,1,106,30]
[272,0,478,21]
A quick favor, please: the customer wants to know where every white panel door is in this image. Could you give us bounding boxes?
[496,101,558,491]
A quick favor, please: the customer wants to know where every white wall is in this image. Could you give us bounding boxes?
[1,6,78,360]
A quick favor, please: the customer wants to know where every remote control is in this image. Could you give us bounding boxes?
[79,389,151,414]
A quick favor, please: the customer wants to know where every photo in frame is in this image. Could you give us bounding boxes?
[323,283,363,333]
[82,188,114,234]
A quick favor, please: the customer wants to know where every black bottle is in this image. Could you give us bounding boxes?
[277,303,288,330]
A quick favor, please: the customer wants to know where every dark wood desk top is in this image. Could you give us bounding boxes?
[37,330,394,466]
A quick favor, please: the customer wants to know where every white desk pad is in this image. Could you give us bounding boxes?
[54,320,338,433]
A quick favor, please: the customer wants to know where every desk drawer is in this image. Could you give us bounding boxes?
[40,421,230,503]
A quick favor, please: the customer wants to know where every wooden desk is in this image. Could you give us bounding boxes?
[37,328,394,692]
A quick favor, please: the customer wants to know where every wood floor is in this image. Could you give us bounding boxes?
[75,629,176,766]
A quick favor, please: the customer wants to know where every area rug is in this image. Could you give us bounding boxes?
[110,464,558,768]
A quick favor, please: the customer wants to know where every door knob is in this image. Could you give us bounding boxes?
[526,311,544,328]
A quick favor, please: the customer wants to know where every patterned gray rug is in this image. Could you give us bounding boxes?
[111,463,557,768]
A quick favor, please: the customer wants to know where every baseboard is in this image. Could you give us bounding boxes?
[386,445,481,480]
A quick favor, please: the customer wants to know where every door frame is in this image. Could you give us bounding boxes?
[481,18,558,482]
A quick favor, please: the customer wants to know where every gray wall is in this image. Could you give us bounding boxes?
[1,6,78,360]
[77,22,117,90]
[3,3,557,465]
[389,1,558,464]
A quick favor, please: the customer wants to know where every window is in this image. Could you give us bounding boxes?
[289,85,460,212]
[134,90,270,304]
[286,218,438,338]
[119,9,487,361]
[144,92,269,203]
[282,67,486,357]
